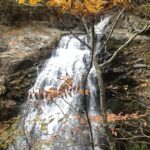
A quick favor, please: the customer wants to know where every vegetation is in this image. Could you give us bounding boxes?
[0,0,149,150]
[18,0,130,12]
[0,117,21,149]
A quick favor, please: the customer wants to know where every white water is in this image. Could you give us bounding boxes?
[26,35,92,135]
[10,18,110,150]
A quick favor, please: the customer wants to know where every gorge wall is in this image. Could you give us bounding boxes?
[0,24,62,121]
[0,2,150,149]
[0,2,150,122]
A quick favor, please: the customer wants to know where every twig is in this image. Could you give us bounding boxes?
[62,98,78,113]
[53,101,73,126]
[82,18,96,150]
[99,8,126,53]
[59,18,92,50]
[115,135,149,140]
[100,25,148,68]
[22,113,32,150]
[81,17,89,34]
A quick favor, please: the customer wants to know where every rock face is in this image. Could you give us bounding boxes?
[109,12,150,32]
[105,11,150,50]
[104,14,150,115]
[0,0,81,30]
[107,28,150,51]
[0,23,61,121]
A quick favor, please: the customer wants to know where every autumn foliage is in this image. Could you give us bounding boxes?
[74,111,148,125]
[28,75,82,104]
[18,0,131,15]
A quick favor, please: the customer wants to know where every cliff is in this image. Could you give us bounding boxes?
[0,23,61,121]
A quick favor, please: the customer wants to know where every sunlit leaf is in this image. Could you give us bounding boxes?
[18,0,25,4]
[18,0,131,15]
[29,0,41,6]
[79,89,90,95]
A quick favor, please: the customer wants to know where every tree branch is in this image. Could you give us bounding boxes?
[93,58,107,124]
[99,8,126,54]
[59,18,92,50]
[81,17,89,34]
[82,18,96,150]
[100,25,149,68]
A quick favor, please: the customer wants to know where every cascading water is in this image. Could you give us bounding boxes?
[9,18,110,150]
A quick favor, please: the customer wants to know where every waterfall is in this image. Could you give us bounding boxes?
[9,18,110,150]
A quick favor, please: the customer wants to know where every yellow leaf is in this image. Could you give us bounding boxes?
[18,0,131,15]
[79,89,90,95]
[18,0,25,4]
[29,0,41,6]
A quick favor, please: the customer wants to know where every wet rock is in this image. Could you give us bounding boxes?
[0,23,62,120]
[0,0,81,30]
[145,70,150,77]
[134,58,145,64]
[0,37,8,53]
[106,12,150,52]
[133,64,147,69]
[110,13,150,33]
[0,99,17,121]
[107,29,150,51]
